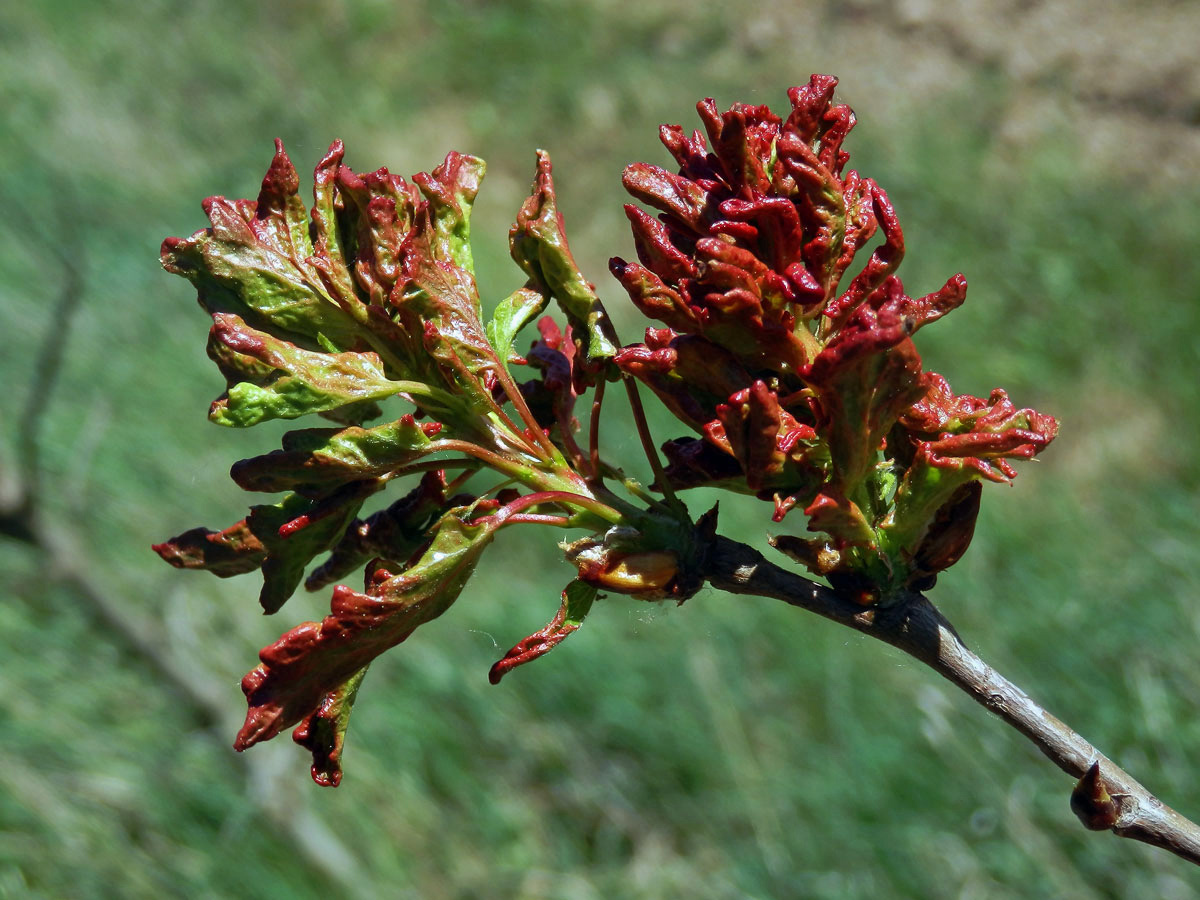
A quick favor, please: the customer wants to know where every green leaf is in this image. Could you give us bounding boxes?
[487,286,547,373]
[206,313,412,427]
[255,138,315,265]
[231,416,438,495]
[510,150,616,361]
[247,486,375,613]
[488,580,597,683]
[162,190,363,351]
[398,244,500,388]
[308,141,360,309]
[291,665,369,787]
[414,152,487,273]
[235,509,501,757]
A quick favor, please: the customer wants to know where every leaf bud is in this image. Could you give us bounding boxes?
[564,527,681,599]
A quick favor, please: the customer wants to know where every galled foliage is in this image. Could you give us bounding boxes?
[156,77,1056,783]
[156,138,704,783]
[612,75,1056,597]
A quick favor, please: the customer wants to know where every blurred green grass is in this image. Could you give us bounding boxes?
[2,2,1198,897]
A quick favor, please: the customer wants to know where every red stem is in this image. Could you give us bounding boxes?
[496,513,573,527]
[622,376,680,507]
[489,359,561,462]
[424,439,534,480]
[481,489,620,528]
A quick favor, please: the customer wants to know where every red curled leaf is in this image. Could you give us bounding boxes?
[785,74,852,170]
[488,581,597,684]
[707,381,787,491]
[804,490,875,547]
[823,181,904,326]
[292,665,368,787]
[152,518,266,577]
[612,80,1058,596]
[608,258,699,332]
[510,150,616,361]
[805,298,926,488]
[624,204,698,284]
[235,510,501,757]
[305,470,454,591]
[615,330,752,433]
[885,378,1058,570]
[622,163,710,231]
[229,414,437,496]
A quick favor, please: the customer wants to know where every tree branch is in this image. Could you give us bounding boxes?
[702,534,1200,866]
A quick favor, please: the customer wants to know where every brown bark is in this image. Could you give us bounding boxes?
[703,534,1200,865]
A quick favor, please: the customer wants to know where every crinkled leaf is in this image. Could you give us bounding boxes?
[206,313,410,427]
[821,182,904,328]
[292,665,368,787]
[705,381,788,491]
[488,580,597,684]
[381,156,495,392]
[247,485,376,613]
[255,138,314,259]
[622,163,710,231]
[160,145,363,350]
[623,204,699,284]
[614,213,817,373]
[511,150,616,361]
[163,141,508,432]
[804,490,875,546]
[399,231,501,396]
[307,141,363,309]
[805,298,926,488]
[884,383,1057,566]
[413,152,487,273]
[152,518,266,577]
[696,382,822,504]
[612,83,1058,596]
[234,509,500,755]
[660,436,750,493]
[231,414,439,495]
[333,161,419,306]
[305,471,456,591]
[608,257,699,333]
[615,329,752,433]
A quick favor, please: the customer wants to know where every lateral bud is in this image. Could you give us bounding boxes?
[1070,761,1119,831]
[565,528,681,600]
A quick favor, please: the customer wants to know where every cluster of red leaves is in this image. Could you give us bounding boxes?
[155,76,1059,785]
[612,76,1057,593]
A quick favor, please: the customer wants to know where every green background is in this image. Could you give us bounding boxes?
[2,1,1198,897]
